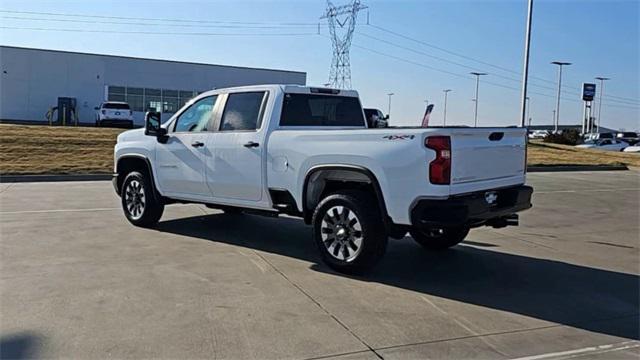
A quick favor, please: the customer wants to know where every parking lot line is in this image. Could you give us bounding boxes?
[534,188,639,194]
[0,207,120,215]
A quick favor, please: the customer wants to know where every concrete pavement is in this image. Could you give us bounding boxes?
[1,171,638,359]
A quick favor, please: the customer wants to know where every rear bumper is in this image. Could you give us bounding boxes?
[410,185,533,229]
[99,119,134,128]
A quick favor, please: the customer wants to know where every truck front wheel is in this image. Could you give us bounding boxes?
[409,226,470,250]
[312,190,387,274]
[121,171,164,227]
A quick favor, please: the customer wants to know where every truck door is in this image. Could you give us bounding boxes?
[205,91,267,202]
[155,95,217,198]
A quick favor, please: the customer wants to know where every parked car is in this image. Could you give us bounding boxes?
[575,139,628,151]
[528,130,549,139]
[363,108,389,128]
[113,85,532,274]
[95,102,134,128]
[622,145,640,153]
[616,132,639,145]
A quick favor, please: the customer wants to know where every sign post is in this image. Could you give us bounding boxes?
[582,83,596,136]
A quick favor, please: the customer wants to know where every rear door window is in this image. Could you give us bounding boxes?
[219,92,267,131]
[280,94,365,127]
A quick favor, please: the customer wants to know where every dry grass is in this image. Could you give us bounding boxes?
[527,141,640,167]
[1,124,638,175]
[0,124,124,174]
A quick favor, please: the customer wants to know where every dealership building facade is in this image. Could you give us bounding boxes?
[0,46,306,126]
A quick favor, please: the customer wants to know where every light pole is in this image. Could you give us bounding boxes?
[595,77,610,133]
[443,89,452,126]
[387,92,394,117]
[470,72,487,127]
[520,0,534,128]
[551,61,571,132]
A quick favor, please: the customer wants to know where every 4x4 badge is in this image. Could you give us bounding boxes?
[383,135,415,140]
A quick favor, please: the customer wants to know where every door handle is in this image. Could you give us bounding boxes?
[243,141,259,148]
[191,141,205,148]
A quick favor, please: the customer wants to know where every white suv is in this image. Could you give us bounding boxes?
[95,102,134,128]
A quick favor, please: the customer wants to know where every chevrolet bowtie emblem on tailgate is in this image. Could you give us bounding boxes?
[485,191,498,205]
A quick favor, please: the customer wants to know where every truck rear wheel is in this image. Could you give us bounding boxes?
[121,171,164,227]
[312,190,387,274]
[410,226,469,250]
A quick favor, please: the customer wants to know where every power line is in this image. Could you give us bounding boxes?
[357,30,639,106]
[3,9,636,105]
[0,9,321,26]
[357,31,579,94]
[349,40,638,110]
[0,26,318,36]
[0,15,322,29]
[367,23,639,104]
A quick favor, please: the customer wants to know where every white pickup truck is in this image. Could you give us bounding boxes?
[113,84,532,273]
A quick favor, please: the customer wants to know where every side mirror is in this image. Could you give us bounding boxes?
[144,111,168,143]
[94,107,100,110]
[384,114,390,120]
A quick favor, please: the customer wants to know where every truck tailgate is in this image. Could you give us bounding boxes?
[449,128,527,193]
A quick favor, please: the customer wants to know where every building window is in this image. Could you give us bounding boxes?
[107,85,199,113]
[126,87,143,112]
[179,90,195,108]
[108,86,125,102]
[144,88,161,112]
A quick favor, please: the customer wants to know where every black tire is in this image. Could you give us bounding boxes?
[312,190,387,274]
[121,171,164,227]
[410,226,470,251]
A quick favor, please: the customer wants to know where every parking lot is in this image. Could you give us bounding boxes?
[1,171,638,359]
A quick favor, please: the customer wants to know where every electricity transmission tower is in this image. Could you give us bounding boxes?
[321,0,367,89]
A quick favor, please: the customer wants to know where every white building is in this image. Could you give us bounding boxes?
[0,46,306,126]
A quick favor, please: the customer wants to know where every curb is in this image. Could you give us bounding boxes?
[0,174,112,183]
[527,165,628,172]
[0,165,630,183]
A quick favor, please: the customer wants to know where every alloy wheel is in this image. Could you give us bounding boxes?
[320,205,364,262]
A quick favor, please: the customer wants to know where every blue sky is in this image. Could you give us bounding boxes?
[1,0,638,130]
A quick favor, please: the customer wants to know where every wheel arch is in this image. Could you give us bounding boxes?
[115,155,159,197]
[301,165,392,228]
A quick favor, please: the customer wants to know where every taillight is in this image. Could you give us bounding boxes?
[101,110,106,115]
[425,136,451,185]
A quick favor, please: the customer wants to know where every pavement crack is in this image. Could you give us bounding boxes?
[252,251,384,360]
[373,313,640,353]
[0,183,15,194]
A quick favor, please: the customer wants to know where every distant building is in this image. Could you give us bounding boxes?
[527,125,618,134]
[0,46,306,126]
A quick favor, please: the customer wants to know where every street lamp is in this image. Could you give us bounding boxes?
[520,0,534,128]
[387,92,394,117]
[595,77,610,133]
[443,89,452,126]
[470,72,487,127]
[551,61,571,132]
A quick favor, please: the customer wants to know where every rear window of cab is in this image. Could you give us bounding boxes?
[280,94,364,127]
